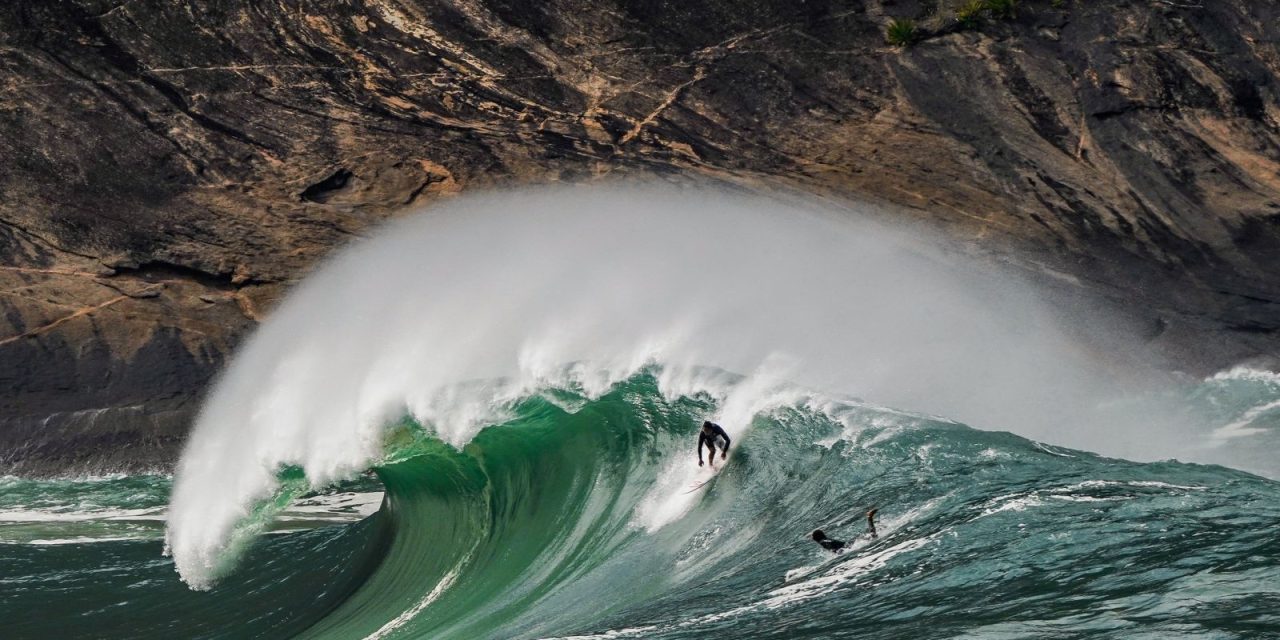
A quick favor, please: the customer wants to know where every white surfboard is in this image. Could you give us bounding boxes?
[683,451,731,494]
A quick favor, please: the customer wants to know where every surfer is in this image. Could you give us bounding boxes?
[811,529,846,551]
[811,510,879,552]
[697,420,731,467]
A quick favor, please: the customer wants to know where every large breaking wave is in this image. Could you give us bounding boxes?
[150,186,1280,638]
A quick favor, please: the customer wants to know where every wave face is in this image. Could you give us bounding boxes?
[295,375,1280,639]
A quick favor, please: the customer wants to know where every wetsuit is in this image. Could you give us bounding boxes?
[815,510,877,552]
[697,423,731,465]
[816,537,846,552]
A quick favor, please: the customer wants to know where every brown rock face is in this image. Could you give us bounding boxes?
[1,0,1278,473]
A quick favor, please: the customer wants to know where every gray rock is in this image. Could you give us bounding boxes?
[0,0,1277,473]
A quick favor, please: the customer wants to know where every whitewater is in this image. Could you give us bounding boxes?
[4,186,1279,639]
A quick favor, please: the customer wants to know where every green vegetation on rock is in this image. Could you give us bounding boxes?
[984,0,1017,20]
[956,0,986,27]
[886,18,920,47]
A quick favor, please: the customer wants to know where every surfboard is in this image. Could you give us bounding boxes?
[683,451,731,494]
[682,476,716,494]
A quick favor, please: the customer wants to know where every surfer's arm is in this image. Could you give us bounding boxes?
[697,433,708,464]
[717,427,731,451]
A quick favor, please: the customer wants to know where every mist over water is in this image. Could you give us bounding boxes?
[166,185,1247,588]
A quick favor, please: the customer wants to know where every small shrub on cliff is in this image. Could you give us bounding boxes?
[886,19,919,47]
[983,0,1016,19]
[956,0,985,27]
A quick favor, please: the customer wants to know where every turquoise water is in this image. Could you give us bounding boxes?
[3,372,1280,639]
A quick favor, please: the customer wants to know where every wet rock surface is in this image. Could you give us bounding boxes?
[1,0,1277,473]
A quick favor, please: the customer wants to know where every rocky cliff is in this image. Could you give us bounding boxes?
[2,0,1278,473]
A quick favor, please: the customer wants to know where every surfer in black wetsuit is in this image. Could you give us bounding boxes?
[811,509,879,552]
[697,421,731,467]
[811,529,845,551]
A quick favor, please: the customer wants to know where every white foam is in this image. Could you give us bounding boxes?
[1211,399,1280,442]
[539,626,660,640]
[363,552,472,640]
[699,533,938,624]
[0,507,165,523]
[547,531,938,639]
[975,479,1206,519]
[24,536,155,546]
[1057,480,1204,492]
[632,363,812,532]
[1208,366,1280,385]
[1034,442,1076,458]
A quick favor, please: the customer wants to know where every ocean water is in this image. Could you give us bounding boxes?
[5,188,1280,638]
[3,372,1279,639]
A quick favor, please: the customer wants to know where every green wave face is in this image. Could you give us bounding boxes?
[303,373,1280,639]
[307,376,711,639]
[5,372,1280,639]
